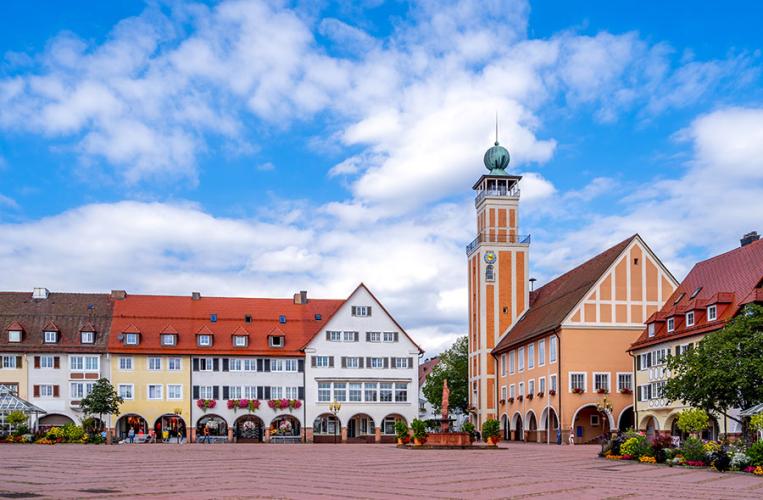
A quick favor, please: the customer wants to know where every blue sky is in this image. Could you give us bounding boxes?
[1,0,762,353]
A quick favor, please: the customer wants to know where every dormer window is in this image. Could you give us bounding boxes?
[685,311,695,327]
[124,333,139,345]
[161,334,177,346]
[269,335,284,348]
[647,323,655,337]
[667,317,675,333]
[233,335,248,347]
[80,331,95,344]
[707,304,717,321]
[44,331,58,344]
[8,330,22,343]
[197,334,212,347]
[351,306,372,317]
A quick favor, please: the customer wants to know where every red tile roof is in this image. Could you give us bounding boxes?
[419,357,440,386]
[631,238,763,350]
[109,294,344,356]
[493,235,637,354]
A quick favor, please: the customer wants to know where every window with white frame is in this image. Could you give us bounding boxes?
[538,340,545,366]
[570,372,586,392]
[80,331,95,344]
[648,323,655,337]
[509,350,515,374]
[345,357,360,368]
[148,357,161,371]
[119,356,133,370]
[707,304,717,321]
[198,358,214,371]
[227,386,242,398]
[509,384,515,398]
[594,373,610,393]
[539,377,546,394]
[501,354,506,376]
[528,344,535,369]
[367,331,381,342]
[40,356,54,368]
[318,382,331,402]
[124,333,139,345]
[198,335,212,346]
[667,317,675,332]
[395,383,407,402]
[84,356,99,371]
[244,386,257,399]
[2,355,17,369]
[550,336,557,363]
[327,331,342,342]
[233,336,247,347]
[518,347,525,371]
[44,331,58,343]
[352,306,371,317]
[383,332,397,342]
[393,357,410,369]
[380,382,393,402]
[243,359,256,371]
[518,382,524,397]
[199,386,214,399]
[271,386,283,399]
[39,385,55,397]
[161,334,177,346]
[550,374,557,392]
[8,330,21,343]
[333,382,346,402]
[148,384,163,400]
[618,373,632,392]
[343,331,358,342]
[686,311,695,327]
[229,359,242,371]
[285,386,299,399]
[369,357,385,369]
[70,382,89,399]
[70,356,84,371]
[118,384,133,400]
[364,383,377,401]
[349,383,362,401]
[501,386,507,401]
[528,379,535,395]
[314,356,330,368]
[269,336,284,348]
[168,358,181,371]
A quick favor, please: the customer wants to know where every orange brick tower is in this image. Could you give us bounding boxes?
[466,136,529,427]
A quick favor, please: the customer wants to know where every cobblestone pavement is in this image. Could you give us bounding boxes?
[2,442,762,499]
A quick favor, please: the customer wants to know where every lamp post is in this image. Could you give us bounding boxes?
[329,401,341,444]
[596,396,614,452]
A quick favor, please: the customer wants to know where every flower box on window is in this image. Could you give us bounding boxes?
[536,391,544,398]
[619,388,633,395]
[548,389,556,396]
[267,399,302,412]
[572,387,584,394]
[508,397,515,403]
[196,399,216,411]
[499,399,505,405]
[527,393,534,400]
[596,388,609,394]
[517,395,524,402]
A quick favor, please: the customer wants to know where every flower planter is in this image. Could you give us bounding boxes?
[486,436,498,447]
[527,394,534,400]
[572,388,584,395]
[397,438,404,445]
[508,397,515,403]
[413,438,424,447]
[536,392,544,398]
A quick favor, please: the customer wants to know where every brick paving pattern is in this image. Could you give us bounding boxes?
[2,442,762,499]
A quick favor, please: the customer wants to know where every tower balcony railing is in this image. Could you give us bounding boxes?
[466,233,531,255]
[474,186,520,207]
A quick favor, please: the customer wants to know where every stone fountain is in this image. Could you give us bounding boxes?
[425,379,472,447]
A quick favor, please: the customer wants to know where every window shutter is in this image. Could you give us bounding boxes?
[352,306,357,316]
[53,385,60,398]
[33,385,40,397]
[213,386,219,400]
[354,331,359,342]
[408,357,413,369]
[298,359,304,372]
[310,356,316,368]
[223,386,229,400]
[383,357,389,369]
[326,331,331,340]
[213,358,219,371]
[264,359,271,372]
[341,357,347,368]
[366,331,371,342]
[637,355,642,370]
[368,306,372,316]
[298,386,304,400]
[359,357,364,368]
[16,356,22,368]
[394,332,399,342]
[264,386,271,399]
[222,358,229,372]
[257,386,264,400]
[193,385,200,399]
[34,356,40,369]
[257,359,264,372]
[328,356,334,368]
[366,357,372,367]
[193,358,199,372]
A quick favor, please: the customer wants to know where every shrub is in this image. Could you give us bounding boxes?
[461,421,475,435]
[731,452,751,470]
[61,423,85,443]
[6,410,27,430]
[620,435,652,459]
[703,441,721,454]
[680,437,706,463]
[747,441,763,466]
[650,434,674,463]
[12,424,30,437]
[709,449,731,472]
[45,427,64,441]
[481,419,500,442]
[410,419,428,440]
[394,421,409,440]
[750,413,763,433]
[676,408,709,436]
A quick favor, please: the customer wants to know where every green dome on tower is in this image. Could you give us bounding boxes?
[483,141,510,175]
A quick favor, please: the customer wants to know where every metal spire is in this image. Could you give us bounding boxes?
[495,112,499,145]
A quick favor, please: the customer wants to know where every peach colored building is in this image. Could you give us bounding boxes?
[467,139,677,442]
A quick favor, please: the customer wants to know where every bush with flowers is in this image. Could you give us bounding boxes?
[196,399,216,411]
[620,435,652,459]
[266,399,301,412]
[639,456,656,464]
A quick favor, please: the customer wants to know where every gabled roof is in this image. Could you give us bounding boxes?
[631,238,763,350]
[42,320,59,331]
[230,326,250,336]
[160,325,178,334]
[493,235,637,354]
[195,325,215,336]
[79,321,97,332]
[5,321,24,332]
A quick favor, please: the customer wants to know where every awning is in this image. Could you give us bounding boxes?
[0,385,46,414]
[740,403,763,417]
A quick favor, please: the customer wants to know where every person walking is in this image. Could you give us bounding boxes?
[201,425,210,444]
[128,427,135,444]
[177,428,183,444]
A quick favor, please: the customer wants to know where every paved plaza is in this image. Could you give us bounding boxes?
[2,442,762,499]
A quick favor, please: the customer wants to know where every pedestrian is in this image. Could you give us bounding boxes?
[568,426,575,446]
[556,427,561,445]
[202,425,210,444]
[128,427,135,444]
[162,429,169,442]
[177,429,183,444]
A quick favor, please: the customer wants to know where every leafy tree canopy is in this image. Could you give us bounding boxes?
[676,408,709,434]
[422,336,468,413]
[80,378,124,423]
[664,304,763,424]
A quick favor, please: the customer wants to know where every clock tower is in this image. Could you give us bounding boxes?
[467,138,530,427]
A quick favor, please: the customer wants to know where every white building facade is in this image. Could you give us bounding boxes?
[304,285,422,443]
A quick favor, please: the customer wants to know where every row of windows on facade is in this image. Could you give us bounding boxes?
[317,381,408,403]
[191,385,304,401]
[29,382,98,399]
[191,357,303,373]
[636,381,666,402]
[313,415,400,435]
[499,336,558,376]
[0,354,100,371]
[120,333,285,348]
[647,304,717,338]
[325,331,400,343]
[567,372,633,393]
[636,343,694,370]
[311,356,413,369]
[6,330,95,344]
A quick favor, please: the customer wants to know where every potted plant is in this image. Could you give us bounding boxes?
[517,395,524,402]
[461,421,475,442]
[411,419,427,446]
[619,388,632,395]
[527,393,534,400]
[508,397,515,403]
[537,391,544,398]
[596,388,608,394]
[549,389,556,396]
[482,418,500,446]
[572,387,584,394]
[395,421,409,445]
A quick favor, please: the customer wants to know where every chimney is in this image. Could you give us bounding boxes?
[741,231,760,247]
[32,288,50,300]
[293,290,308,305]
[192,292,201,301]
[111,290,127,300]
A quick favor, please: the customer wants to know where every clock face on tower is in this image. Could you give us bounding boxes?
[484,251,497,264]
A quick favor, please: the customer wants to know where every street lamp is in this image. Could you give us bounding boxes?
[596,396,614,449]
[329,401,341,444]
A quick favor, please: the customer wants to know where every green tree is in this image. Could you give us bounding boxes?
[79,378,124,429]
[422,336,468,414]
[676,408,709,437]
[6,410,27,431]
[664,304,763,428]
